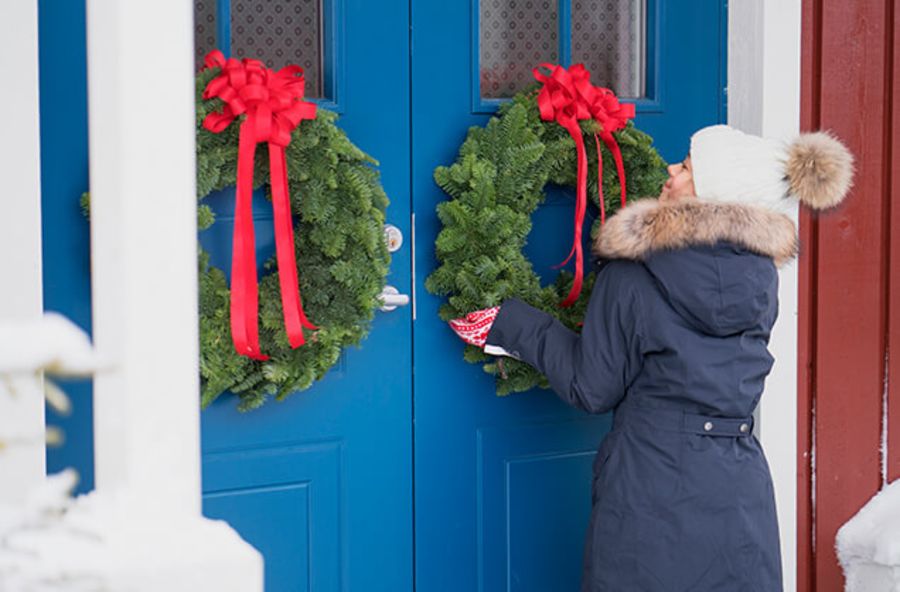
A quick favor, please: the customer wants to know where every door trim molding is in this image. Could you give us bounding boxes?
[728,3,801,591]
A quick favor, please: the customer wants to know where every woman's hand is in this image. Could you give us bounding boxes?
[448,306,500,348]
[449,305,522,380]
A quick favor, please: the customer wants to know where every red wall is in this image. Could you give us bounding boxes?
[799,0,898,589]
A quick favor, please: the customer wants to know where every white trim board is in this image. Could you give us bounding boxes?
[728,2,802,591]
[0,0,46,501]
[0,1,43,320]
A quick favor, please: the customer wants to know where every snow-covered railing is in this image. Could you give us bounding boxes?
[0,316,262,590]
[0,315,96,505]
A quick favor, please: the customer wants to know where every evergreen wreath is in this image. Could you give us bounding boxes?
[426,88,667,395]
[195,67,390,411]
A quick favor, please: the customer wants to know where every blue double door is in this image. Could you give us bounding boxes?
[40,1,725,590]
[203,2,725,590]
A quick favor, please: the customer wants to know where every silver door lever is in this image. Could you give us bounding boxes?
[378,286,410,312]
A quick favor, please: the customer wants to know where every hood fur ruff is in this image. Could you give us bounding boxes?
[593,197,799,267]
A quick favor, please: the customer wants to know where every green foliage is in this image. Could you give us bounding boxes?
[196,68,390,410]
[426,88,667,395]
[79,192,90,219]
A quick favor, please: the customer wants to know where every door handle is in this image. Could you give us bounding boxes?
[378,286,410,312]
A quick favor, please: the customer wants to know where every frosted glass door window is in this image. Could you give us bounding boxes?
[192,0,325,98]
[232,0,323,97]
[571,0,645,97]
[195,0,218,71]
[478,0,646,100]
[480,0,559,99]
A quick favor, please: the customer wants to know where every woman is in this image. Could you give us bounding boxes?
[449,125,854,591]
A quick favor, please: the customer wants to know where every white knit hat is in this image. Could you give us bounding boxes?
[690,124,855,213]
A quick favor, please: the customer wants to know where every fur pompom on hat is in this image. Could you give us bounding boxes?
[690,125,854,214]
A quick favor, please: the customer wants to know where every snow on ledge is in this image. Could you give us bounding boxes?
[0,313,101,376]
[0,471,262,591]
[836,479,900,591]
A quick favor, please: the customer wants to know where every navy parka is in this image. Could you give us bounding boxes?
[485,197,796,592]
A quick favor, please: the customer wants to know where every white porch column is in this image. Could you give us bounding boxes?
[0,0,45,505]
[0,1,260,587]
[729,2,802,591]
[83,0,263,589]
[87,0,203,515]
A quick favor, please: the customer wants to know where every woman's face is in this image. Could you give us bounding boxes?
[659,156,696,202]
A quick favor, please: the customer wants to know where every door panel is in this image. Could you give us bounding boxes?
[411,1,726,589]
[204,442,342,592]
[198,1,413,591]
[477,417,611,591]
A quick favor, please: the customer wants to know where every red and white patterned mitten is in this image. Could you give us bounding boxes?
[448,306,500,348]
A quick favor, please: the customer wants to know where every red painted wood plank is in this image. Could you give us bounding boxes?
[889,0,900,484]
[815,0,890,588]
[797,208,816,592]
[798,2,820,591]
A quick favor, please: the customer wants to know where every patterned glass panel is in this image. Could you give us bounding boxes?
[480,0,560,99]
[571,0,645,98]
[195,0,218,72]
[231,0,323,97]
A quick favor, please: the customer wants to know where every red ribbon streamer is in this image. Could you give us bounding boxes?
[533,63,635,307]
[202,50,318,360]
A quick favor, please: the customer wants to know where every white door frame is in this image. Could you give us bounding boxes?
[728,2,802,591]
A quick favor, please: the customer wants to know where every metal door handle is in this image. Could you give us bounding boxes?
[378,286,410,312]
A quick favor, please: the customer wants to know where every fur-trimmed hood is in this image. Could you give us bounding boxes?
[593,196,791,336]
[593,197,799,267]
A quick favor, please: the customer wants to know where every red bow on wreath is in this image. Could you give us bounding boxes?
[202,50,318,360]
[533,63,635,307]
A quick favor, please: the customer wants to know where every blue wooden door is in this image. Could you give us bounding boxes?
[411,1,726,590]
[197,1,413,592]
[39,1,414,591]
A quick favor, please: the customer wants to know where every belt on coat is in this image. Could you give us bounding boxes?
[612,402,755,437]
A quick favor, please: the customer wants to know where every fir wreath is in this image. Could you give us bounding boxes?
[195,67,390,411]
[425,89,667,395]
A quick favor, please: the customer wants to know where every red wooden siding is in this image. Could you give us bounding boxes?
[800,0,897,589]
[798,2,818,589]
[888,0,900,485]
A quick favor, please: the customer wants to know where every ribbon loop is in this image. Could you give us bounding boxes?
[533,63,634,307]
[202,50,318,359]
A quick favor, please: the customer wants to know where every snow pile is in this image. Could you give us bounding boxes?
[0,314,99,506]
[0,476,261,591]
[0,314,262,591]
[836,478,900,591]
[0,313,100,376]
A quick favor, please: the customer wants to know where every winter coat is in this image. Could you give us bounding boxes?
[485,197,799,592]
